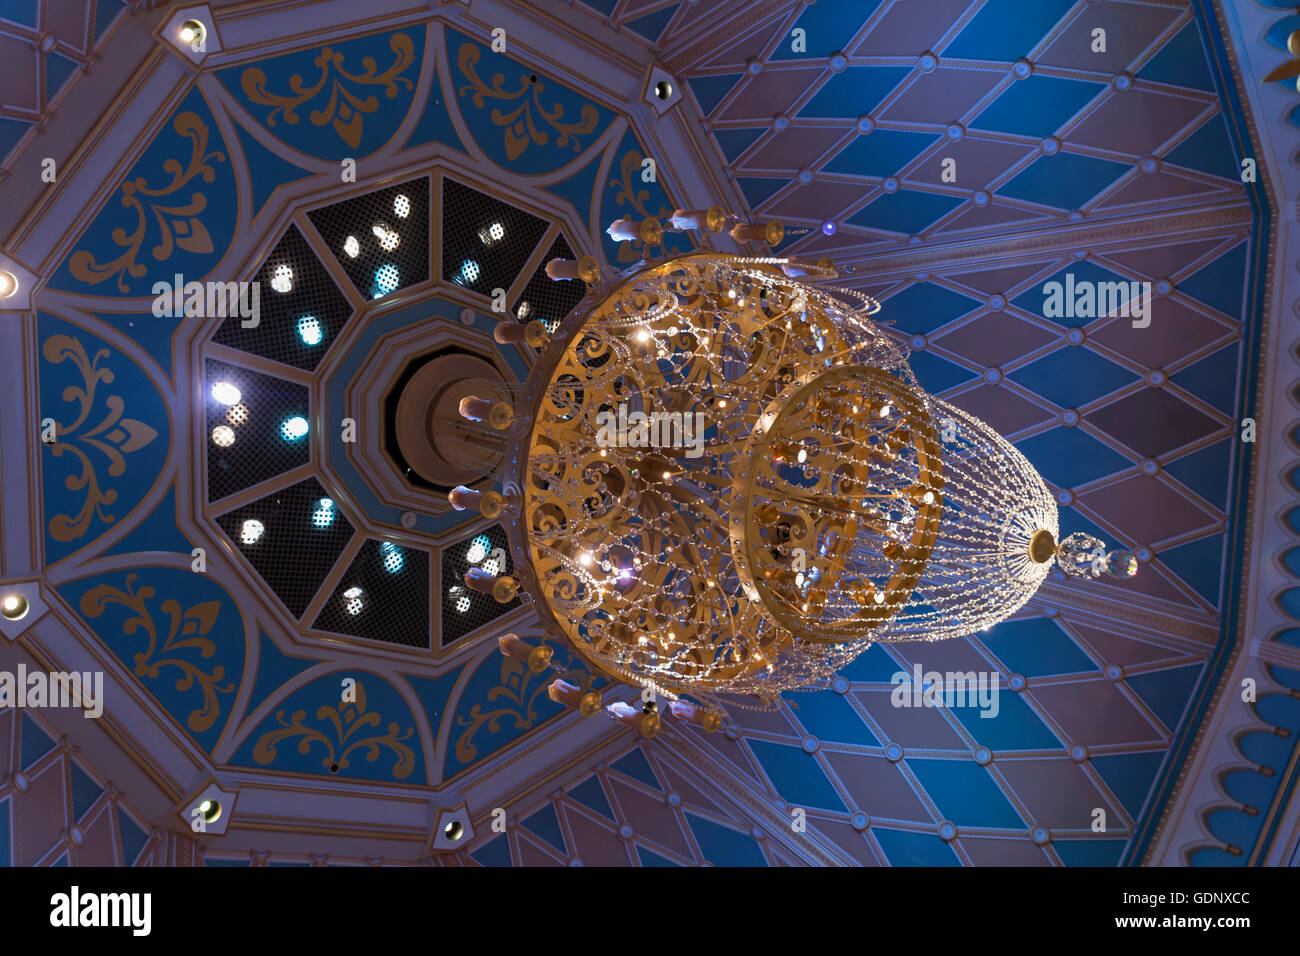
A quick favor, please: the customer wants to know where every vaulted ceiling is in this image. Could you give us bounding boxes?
[0,0,1295,868]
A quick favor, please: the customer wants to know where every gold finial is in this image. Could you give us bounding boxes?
[1028,529,1057,564]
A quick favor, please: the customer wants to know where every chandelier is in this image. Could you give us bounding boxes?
[446,209,1136,736]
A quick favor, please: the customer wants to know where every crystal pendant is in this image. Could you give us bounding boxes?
[1055,532,1106,578]
[1105,549,1138,579]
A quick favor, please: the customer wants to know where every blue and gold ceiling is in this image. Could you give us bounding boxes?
[1,0,1296,867]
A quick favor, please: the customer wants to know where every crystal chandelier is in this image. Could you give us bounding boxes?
[446,209,1136,734]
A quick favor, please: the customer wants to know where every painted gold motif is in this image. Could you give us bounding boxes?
[42,335,159,543]
[79,573,234,733]
[239,34,416,149]
[456,42,600,161]
[69,111,226,293]
[252,680,417,780]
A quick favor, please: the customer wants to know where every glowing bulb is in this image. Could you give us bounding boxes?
[372,223,400,251]
[226,403,248,425]
[3,596,19,611]
[797,448,807,463]
[635,328,650,342]
[343,235,360,258]
[297,315,322,346]
[281,416,309,441]
[0,271,17,297]
[394,194,410,218]
[343,585,364,615]
[459,260,480,284]
[579,552,594,567]
[879,404,892,417]
[456,595,470,613]
[312,497,335,528]
[211,425,235,447]
[380,541,404,573]
[718,399,727,408]
[211,381,241,405]
[372,264,400,298]
[481,557,501,576]
[271,264,293,293]
[240,519,265,544]
[466,535,490,563]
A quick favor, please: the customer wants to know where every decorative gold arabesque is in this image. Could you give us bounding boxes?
[451,219,1137,721]
[240,34,416,149]
[79,574,233,733]
[456,42,600,161]
[252,680,417,780]
[42,335,159,543]
[69,111,225,292]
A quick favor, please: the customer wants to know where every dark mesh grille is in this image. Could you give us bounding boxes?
[205,359,309,502]
[308,178,430,300]
[441,178,548,297]
[512,234,586,332]
[211,225,352,371]
[215,477,354,619]
[441,524,519,645]
[312,539,431,648]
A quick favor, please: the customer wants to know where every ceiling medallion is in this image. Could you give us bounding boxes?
[445,209,1136,732]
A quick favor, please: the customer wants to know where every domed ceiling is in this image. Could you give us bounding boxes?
[0,0,1296,868]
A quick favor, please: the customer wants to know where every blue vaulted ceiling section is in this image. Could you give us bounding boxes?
[26,19,683,794]
[672,0,1268,867]
[9,0,1274,866]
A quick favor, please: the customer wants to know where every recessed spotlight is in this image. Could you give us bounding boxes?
[1,594,30,622]
[179,19,206,49]
[394,194,410,219]
[240,519,265,545]
[655,80,673,100]
[280,416,309,441]
[197,798,221,823]
[0,271,17,298]
[270,264,293,294]
[444,820,464,841]
[211,381,241,406]
[211,425,235,447]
